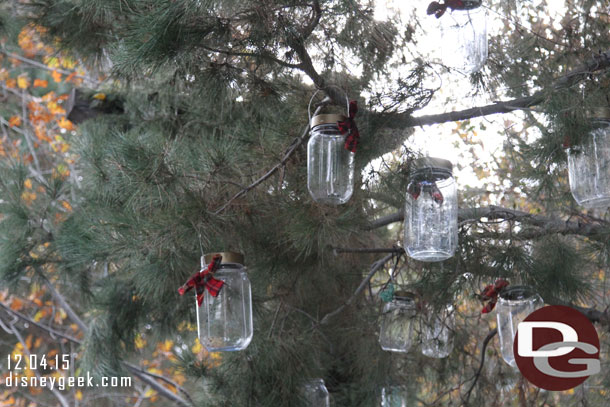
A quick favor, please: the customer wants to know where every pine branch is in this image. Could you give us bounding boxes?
[320,253,394,325]
[213,103,324,214]
[368,205,610,240]
[368,50,610,128]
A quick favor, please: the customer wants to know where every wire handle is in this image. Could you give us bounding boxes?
[307,86,350,122]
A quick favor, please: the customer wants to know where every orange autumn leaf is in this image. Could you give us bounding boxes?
[65,72,77,83]
[33,78,48,88]
[10,298,24,311]
[57,117,75,131]
[47,101,66,115]
[51,70,62,83]
[93,92,106,100]
[8,116,21,127]
[60,201,73,211]
[24,179,32,189]
[5,78,16,88]
[17,75,29,89]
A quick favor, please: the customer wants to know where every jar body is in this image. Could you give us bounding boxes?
[496,286,543,367]
[567,120,610,208]
[307,124,355,205]
[379,297,417,353]
[200,264,253,351]
[302,379,330,407]
[380,385,408,407]
[421,305,454,358]
[440,4,488,73]
[404,168,458,262]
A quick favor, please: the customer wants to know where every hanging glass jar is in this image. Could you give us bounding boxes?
[496,286,543,367]
[404,157,458,262]
[380,385,408,407]
[301,379,330,407]
[567,108,610,208]
[199,252,253,351]
[439,0,488,74]
[421,304,454,358]
[379,292,417,353]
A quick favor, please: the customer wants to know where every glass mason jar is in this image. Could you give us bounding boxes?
[380,385,408,407]
[301,379,330,407]
[379,292,417,353]
[200,252,253,352]
[421,304,454,359]
[307,114,355,205]
[440,0,488,74]
[567,109,610,208]
[404,157,458,262]
[496,286,543,367]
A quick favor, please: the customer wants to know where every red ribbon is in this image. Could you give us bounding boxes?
[337,101,360,153]
[480,279,509,314]
[407,181,444,205]
[178,254,224,306]
[427,0,466,18]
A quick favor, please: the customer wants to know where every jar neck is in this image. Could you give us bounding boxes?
[498,285,538,302]
[217,263,243,270]
[409,167,452,183]
[311,123,341,134]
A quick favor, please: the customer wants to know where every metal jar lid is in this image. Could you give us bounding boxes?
[310,114,346,129]
[204,251,244,265]
[413,157,453,172]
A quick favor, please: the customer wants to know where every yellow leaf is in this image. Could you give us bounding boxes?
[135,334,146,350]
[93,93,106,100]
[5,78,16,88]
[160,340,173,353]
[61,201,73,211]
[17,75,30,89]
[33,311,45,322]
[76,390,83,401]
[24,179,33,189]
[192,340,202,354]
[45,56,59,69]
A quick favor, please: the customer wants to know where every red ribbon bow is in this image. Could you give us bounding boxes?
[337,100,360,153]
[427,0,465,18]
[480,279,509,314]
[178,254,224,306]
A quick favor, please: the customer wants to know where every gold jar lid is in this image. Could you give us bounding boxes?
[413,157,453,172]
[204,251,244,265]
[310,114,346,128]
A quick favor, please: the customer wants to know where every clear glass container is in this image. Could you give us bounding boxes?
[404,157,458,262]
[200,252,253,351]
[496,286,543,367]
[567,113,610,208]
[379,293,417,353]
[440,1,488,74]
[380,385,408,407]
[301,379,330,407]
[307,114,355,205]
[421,304,454,358]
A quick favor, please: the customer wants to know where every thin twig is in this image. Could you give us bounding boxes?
[213,104,323,214]
[462,328,498,406]
[320,253,394,325]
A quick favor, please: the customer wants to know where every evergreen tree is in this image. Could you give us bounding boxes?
[1,0,609,406]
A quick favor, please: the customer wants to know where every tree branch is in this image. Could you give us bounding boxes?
[368,205,610,240]
[213,103,324,214]
[378,50,610,128]
[320,253,394,325]
[462,328,497,406]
